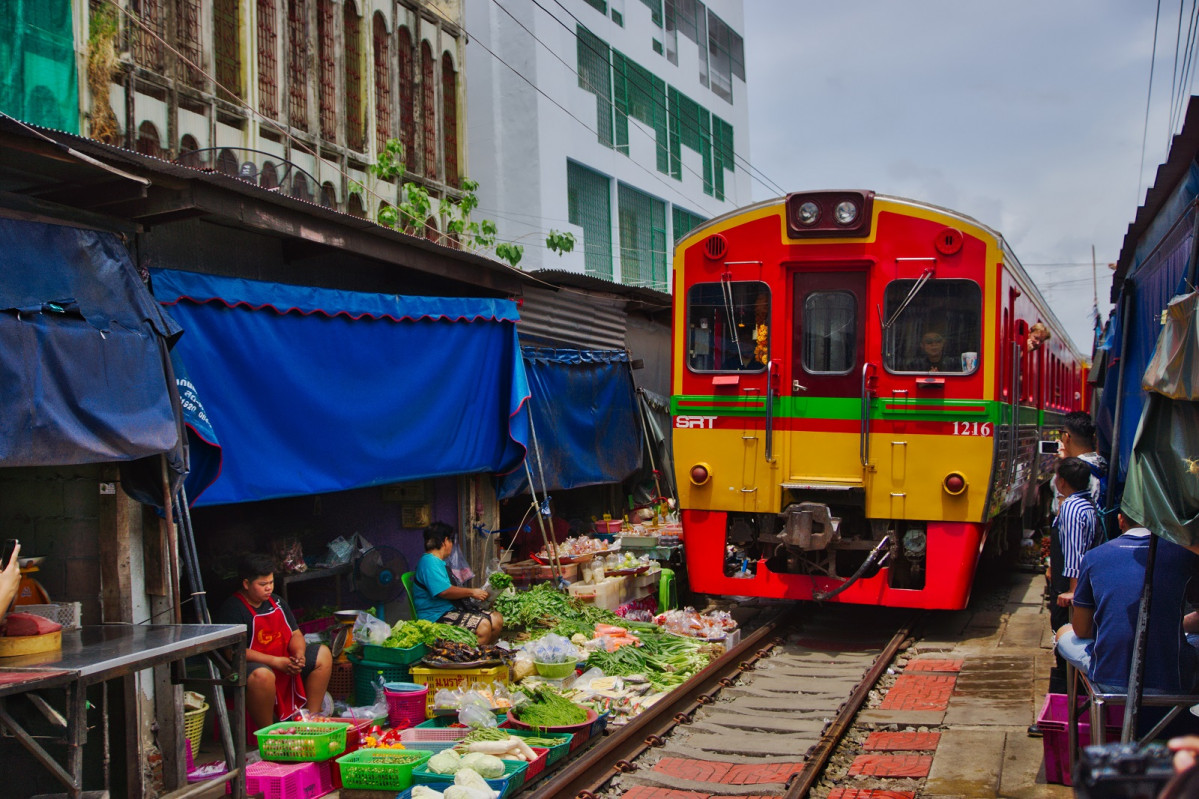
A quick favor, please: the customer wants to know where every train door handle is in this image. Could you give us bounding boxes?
[793,380,807,392]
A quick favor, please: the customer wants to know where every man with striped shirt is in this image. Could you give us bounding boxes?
[1049,458,1099,628]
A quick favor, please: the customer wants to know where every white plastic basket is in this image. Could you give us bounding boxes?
[19,602,81,630]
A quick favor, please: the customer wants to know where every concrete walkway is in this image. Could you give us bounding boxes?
[842,567,1073,799]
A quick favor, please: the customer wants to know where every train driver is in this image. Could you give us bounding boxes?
[909,326,957,372]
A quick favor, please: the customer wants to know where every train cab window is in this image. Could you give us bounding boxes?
[686,281,769,373]
[882,279,981,374]
[803,291,856,374]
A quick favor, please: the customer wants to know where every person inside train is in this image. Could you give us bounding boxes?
[1054,510,1199,694]
[721,325,761,370]
[1027,321,1051,351]
[907,325,957,372]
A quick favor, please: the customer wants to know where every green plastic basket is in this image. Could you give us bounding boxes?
[412,758,528,799]
[335,748,432,791]
[533,660,576,679]
[501,727,573,766]
[360,642,428,666]
[254,721,348,762]
[349,653,412,706]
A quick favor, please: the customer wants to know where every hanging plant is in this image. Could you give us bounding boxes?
[86,5,121,144]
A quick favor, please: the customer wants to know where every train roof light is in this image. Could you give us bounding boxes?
[797,201,820,225]
[834,201,858,225]
[785,191,874,238]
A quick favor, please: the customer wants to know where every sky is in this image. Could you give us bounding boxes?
[742,1,1184,352]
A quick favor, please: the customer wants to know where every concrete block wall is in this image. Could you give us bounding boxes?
[0,465,104,625]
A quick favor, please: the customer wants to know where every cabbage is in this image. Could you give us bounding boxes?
[453,768,499,798]
[427,748,462,775]
[412,787,445,799]
[460,752,506,779]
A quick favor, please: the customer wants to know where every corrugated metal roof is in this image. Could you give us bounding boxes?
[1113,98,1199,301]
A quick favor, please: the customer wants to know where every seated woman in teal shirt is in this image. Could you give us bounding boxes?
[413,522,503,645]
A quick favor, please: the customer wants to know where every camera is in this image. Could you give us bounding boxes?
[1039,440,1061,456]
[0,539,16,570]
[1074,742,1174,798]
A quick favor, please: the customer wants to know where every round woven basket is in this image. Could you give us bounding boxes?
[183,703,209,758]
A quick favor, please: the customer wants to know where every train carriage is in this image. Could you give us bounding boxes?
[671,191,1086,610]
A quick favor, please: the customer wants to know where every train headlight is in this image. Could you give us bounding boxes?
[834,201,859,225]
[689,463,711,486]
[943,472,967,495]
[796,201,820,225]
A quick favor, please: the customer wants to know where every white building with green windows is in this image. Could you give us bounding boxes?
[465,0,749,292]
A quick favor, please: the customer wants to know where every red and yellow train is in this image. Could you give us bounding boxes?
[671,191,1086,610]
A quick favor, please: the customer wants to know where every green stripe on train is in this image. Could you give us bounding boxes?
[672,395,1047,424]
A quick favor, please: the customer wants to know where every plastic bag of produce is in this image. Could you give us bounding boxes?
[352,611,390,646]
[459,697,499,729]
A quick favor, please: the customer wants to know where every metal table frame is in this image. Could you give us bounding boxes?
[0,624,246,799]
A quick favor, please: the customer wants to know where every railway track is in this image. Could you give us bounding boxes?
[534,607,919,798]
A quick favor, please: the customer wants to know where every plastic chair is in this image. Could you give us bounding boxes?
[401,571,418,620]
[658,568,677,611]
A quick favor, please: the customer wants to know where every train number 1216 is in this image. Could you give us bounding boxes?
[952,421,993,436]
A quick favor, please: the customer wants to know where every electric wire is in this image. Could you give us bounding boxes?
[530,0,788,198]
[1141,0,1163,201]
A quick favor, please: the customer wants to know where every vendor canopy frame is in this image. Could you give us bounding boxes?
[0,217,183,466]
[498,347,644,500]
[151,269,529,506]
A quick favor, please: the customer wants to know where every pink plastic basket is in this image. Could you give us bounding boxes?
[384,682,430,728]
[1037,693,1122,787]
[244,760,334,799]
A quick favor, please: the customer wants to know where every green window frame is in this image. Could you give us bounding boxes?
[618,183,667,290]
[567,161,614,281]
[577,26,614,148]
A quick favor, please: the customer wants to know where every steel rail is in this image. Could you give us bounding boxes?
[782,613,920,798]
[532,614,787,799]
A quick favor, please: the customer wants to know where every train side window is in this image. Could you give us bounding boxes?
[882,279,981,374]
[685,280,770,373]
[802,291,856,374]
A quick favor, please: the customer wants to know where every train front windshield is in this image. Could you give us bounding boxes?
[882,279,982,374]
[686,281,770,373]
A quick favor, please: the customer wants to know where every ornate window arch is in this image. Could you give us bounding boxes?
[397,26,415,170]
[344,1,365,151]
[441,51,458,187]
[421,40,436,179]
[257,0,279,117]
[373,12,392,151]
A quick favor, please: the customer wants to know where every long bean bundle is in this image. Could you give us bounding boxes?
[516,686,587,727]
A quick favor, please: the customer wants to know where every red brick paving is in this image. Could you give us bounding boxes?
[622,789,776,799]
[827,790,916,799]
[877,673,956,711]
[651,757,804,785]
[904,658,963,672]
[847,753,934,778]
[863,730,941,751]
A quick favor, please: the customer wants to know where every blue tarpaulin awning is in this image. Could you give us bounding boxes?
[497,347,643,499]
[0,217,183,467]
[151,269,529,507]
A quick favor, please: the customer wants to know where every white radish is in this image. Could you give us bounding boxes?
[509,736,538,761]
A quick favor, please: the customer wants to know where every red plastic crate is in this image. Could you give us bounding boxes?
[244,760,333,799]
[519,747,549,785]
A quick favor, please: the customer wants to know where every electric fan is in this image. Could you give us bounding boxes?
[353,545,409,618]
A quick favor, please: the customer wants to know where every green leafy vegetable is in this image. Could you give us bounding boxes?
[489,572,513,590]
